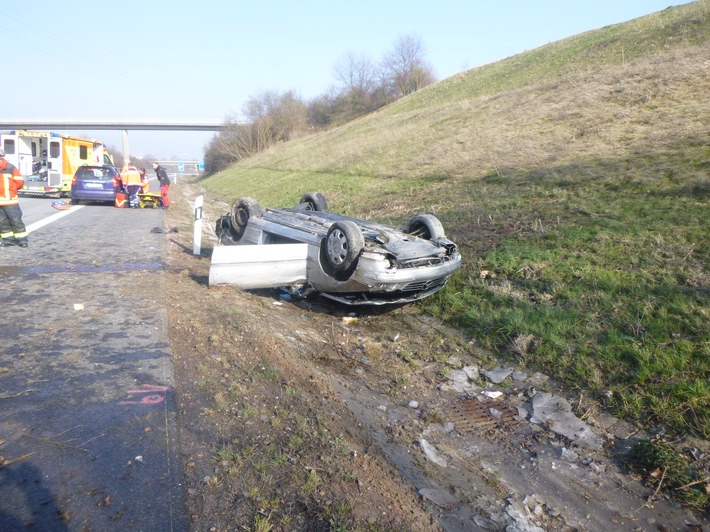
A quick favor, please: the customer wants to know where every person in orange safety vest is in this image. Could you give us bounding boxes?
[139,167,150,193]
[0,148,29,248]
[121,163,143,208]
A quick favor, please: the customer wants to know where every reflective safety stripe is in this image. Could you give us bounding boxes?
[1,163,23,204]
[0,174,11,202]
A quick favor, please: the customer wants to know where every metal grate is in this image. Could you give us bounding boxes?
[401,276,448,292]
[448,396,521,434]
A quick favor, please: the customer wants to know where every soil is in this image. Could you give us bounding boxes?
[162,182,709,531]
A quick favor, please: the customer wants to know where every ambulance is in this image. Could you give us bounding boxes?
[0,130,114,196]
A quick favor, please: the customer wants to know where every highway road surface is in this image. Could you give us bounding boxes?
[0,195,187,531]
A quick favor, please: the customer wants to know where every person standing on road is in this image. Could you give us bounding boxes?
[0,148,29,248]
[139,167,150,193]
[121,163,143,208]
[152,162,170,209]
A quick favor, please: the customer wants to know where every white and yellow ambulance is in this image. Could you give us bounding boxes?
[0,130,114,196]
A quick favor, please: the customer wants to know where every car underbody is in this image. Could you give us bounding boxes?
[212,193,461,305]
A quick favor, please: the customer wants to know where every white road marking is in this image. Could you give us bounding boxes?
[26,205,85,234]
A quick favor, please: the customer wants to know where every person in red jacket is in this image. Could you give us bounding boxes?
[0,148,28,248]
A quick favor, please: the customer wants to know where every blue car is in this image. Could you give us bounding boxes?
[70,165,121,205]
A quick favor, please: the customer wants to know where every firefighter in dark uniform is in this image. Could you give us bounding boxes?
[152,162,171,209]
[0,148,29,248]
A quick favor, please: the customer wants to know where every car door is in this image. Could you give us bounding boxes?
[47,139,63,188]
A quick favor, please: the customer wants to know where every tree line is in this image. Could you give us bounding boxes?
[204,34,436,172]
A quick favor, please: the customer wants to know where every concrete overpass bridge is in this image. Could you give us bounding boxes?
[0,119,225,162]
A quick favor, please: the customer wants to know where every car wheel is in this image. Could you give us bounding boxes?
[324,221,364,274]
[230,197,263,239]
[71,198,81,205]
[406,214,445,240]
[299,192,328,211]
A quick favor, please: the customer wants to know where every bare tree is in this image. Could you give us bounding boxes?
[204,133,237,172]
[332,52,377,118]
[380,33,436,97]
[307,87,340,128]
[204,35,437,171]
[333,51,378,95]
[242,90,308,151]
[270,90,308,141]
[205,90,309,171]
[215,115,255,160]
[243,91,280,152]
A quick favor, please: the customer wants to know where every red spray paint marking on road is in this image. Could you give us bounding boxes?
[118,384,170,405]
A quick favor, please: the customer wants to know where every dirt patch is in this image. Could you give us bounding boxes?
[162,182,708,531]
[163,187,439,530]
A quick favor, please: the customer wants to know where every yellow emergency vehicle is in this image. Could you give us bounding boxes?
[0,130,114,197]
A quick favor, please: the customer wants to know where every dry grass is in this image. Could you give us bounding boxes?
[200,2,710,440]
[243,44,709,188]
[203,3,709,192]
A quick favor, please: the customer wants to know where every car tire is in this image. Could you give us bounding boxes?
[71,198,80,205]
[406,214,445,240]
[299,192,328,211]
[230,197,263,239]
[324,221,364,274]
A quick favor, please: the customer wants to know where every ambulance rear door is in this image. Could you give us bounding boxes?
[47,137,62,188]
[1,133,21,170]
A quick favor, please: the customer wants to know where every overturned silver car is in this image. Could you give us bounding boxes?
[212,192,461,305]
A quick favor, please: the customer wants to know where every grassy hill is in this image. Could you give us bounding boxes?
[201,1,709,438]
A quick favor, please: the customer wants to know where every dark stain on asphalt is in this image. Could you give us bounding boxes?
[0,261,164,276]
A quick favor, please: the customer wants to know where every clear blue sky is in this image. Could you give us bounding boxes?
[3,0,692,160]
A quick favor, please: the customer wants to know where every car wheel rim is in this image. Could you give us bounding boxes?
[327,229,348,265]
[236,208,249,226]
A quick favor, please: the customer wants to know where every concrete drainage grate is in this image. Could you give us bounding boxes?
[448,396,520,434]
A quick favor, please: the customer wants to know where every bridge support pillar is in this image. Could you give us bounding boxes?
[121,129,130,164]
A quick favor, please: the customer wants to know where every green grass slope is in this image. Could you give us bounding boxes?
[202,1,709,438]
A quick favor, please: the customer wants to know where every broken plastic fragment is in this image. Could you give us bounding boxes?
[483,366,515,384]
[419,439,447,468]
[419,487,457,508]
[531,392,602,450]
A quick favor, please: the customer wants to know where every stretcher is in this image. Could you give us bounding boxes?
[138,192,164,209]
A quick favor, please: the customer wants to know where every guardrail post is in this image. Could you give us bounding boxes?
[193,195,203,255]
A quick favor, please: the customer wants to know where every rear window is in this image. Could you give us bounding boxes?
[3,139,15,155]
[78,167,113,180]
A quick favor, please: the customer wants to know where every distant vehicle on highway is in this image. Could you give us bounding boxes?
[70,165,122,205]
[213,192,461,305]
